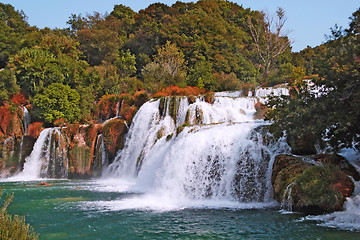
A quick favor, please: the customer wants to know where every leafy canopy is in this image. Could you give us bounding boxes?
[33,83,81,124]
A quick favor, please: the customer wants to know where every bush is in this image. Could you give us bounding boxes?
[0,189,38,239]
[32,83,81,124]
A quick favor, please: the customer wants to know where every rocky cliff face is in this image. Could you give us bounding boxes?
[272,154,358,214]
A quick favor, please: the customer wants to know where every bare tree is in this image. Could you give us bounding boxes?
[248,8,292,80]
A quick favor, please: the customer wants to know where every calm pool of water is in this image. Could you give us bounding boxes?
[1,180,359,240]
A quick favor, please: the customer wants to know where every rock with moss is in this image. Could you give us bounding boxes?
[0,136,35,177]
[272,154,357,214]
[102,118,128,163]
[65,124,102,179]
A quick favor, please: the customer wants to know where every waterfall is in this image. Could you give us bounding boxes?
[12,128,68,180]
[105,90,290,206]
[21,106,31,135]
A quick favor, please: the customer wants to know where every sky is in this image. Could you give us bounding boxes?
[2,0,359,52]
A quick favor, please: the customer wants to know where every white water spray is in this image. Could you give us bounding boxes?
[11,128,68,181]
[103,90,291,209]
[21,106,31,135]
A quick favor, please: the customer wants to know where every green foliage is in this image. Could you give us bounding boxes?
[143,41,187,93]
[346,7,360,35]
[77,26,121,66]
[0,189,38,239]
[10,35,89,97]
[187,59,215,90]
[0,3,29,68]
[0,69,19,104]
[114,50,136,77]
[0,1,300,124]
[32,83,81,124]
[269,9,360,152]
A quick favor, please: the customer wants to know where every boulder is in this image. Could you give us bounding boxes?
[272,154,357,214]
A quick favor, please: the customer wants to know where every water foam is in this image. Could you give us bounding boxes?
[100,93,290,211]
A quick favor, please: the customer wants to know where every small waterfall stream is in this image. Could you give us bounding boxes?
[21,106,31,135]
[12,128,68,180]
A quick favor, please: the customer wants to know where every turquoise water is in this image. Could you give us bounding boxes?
[1,180,359,240]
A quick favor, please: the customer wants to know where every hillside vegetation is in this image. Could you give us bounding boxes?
[1,0,296,125]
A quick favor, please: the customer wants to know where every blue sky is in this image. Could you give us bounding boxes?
[2,0,359,52]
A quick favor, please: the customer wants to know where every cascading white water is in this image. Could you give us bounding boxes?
[21,106,31,135]
[104,89,291,208]
[11,128,68,180]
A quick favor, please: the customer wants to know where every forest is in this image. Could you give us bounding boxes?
[0,0,359,152]
[1,0,295,124]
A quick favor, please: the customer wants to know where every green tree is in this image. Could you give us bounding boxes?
[346,7,360,35]
[0,69,19,104]
[33,83,81,123]
[114,50,137,77]
[0,3,29,68]
[9,34,89,96]
[247,7,292,81]
[267,10,360,152]
[142,41,186,92]
[187,59,215,90]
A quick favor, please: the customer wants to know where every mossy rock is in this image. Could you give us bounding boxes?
[68,144,92,178]
[272,154,310,202]
[0,136,35,177]
[102,118,128,163]
[291,164,353,214]
[168,97,179,122]
[312,153,360,181]
[272,154,356,214]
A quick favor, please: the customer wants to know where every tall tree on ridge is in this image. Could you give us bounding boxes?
[247,7,291,81]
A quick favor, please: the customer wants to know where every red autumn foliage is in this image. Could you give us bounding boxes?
[122,106,137,123]
[153,86,205,98]
[0,105,11,136]
[54,118,66,127]
[27,122,44,139]
[10,93,28,105]
[0,104,24,137]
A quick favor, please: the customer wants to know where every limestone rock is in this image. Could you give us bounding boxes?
[272,154,357,214]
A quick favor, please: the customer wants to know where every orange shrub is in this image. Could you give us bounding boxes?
[0,105,11,136]
[10,93,28,105]
[153,86,205,97]
[53,118,66,127]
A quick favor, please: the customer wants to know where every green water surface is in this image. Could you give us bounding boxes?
[1,180,359,240]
